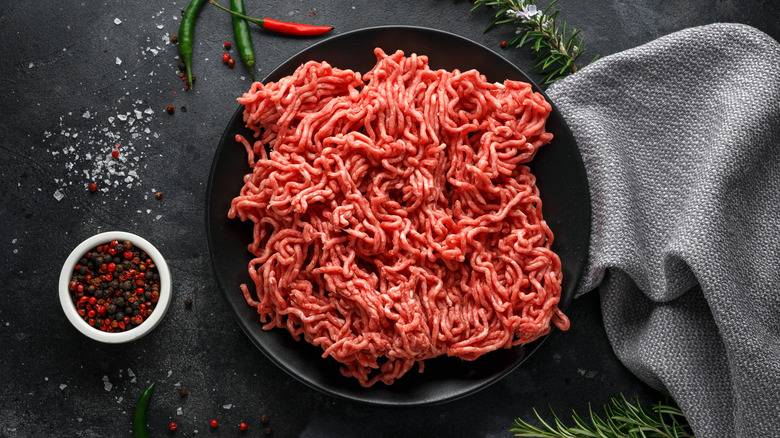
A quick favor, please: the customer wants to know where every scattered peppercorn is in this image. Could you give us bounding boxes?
[239,422,248,431]
[224,41,232,50]
[112,149,119,159]
[500,40,507,49]
[260,414,269,425]
[222,52,231,63]
[184,298,193,309]
[171,34,179,43]
[156,191,163,200]
[228,58,235,68]
[210,419,219,428]
[68,239,161,333]
[180,106,187,113]
[167,105,175,115]
[180,386,189,397]
[264,426,273,436]
[89,182,98,193]
[169,422,178,432]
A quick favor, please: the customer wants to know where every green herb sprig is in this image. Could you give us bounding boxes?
[511,394,695,438]
[471,0,596,84]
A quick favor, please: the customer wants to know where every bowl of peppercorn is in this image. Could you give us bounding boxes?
[58,231,172,343]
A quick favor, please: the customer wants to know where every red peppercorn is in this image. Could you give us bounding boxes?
[107,262,116,272]
[210,420,219,428]
[88,309,96,318]
[108,247,117,256]
[89,182,98,192]
[124,250,133,260]
[133,315,144,325]
[228,58,235,68]
[500,40,507,49]
[111,149,119,159]
[239,422,248,431]
[223,41,232,50]
[166,105,175,115]
[88,297,97,305]
[69,281,78,291]
[169,422,178,432]
[156,191,163,200]
[222,52,230,63]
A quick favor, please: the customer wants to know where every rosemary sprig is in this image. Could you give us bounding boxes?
[471,0,596,84]
[510,394,695,438]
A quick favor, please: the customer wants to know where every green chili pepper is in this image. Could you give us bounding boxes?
[230,0,256,81]
[133,381,156,438]
[179,0,207,88]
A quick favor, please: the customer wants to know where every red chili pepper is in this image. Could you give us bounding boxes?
[260,18,332,36]
[209,1,333,36]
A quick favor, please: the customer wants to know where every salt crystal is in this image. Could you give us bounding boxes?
[53,189,65,201]
[167,370,173,377]
[108,116,115,123]
[156,24,164,29]
[117,114,128,121]
[149,48,159,56]
[223,404,232,409]
[117,396,123,403]
[134,109,143,119]
[103,375,113,392]
[28,62,34,69]
[82,110,91,118]
[143,108,154,115]
[59,383,67,390]
[114,18,122,25]
[115,57,122,65]
[177,407,183,415]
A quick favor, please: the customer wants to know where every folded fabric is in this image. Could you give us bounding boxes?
[546,23,780,437]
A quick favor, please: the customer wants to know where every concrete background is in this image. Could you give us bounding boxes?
[1,0,777,436]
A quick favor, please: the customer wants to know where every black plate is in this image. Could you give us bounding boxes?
[206,26,591,406]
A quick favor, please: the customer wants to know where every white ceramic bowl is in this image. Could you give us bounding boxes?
[59,231,172,343]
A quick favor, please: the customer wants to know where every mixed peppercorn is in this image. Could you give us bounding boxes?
[68,239,161,332]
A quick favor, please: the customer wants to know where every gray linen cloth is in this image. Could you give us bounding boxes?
[545,23,780,437]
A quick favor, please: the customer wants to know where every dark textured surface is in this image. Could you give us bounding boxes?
[1,1,777,436]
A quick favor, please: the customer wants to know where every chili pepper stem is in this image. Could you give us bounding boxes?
[210,0,265,27]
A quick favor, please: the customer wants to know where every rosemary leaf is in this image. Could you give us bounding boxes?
[509,394,696,438]
[472,0,596,84]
